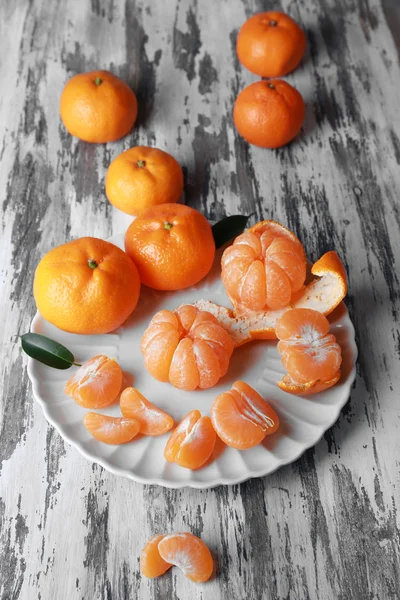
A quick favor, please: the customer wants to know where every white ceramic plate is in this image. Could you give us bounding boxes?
[27,234,357,489]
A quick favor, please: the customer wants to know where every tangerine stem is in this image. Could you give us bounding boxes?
[73,362,82,367]
[94,77,102,86]
[164,222,173,230]
[137,159,146,168]
[269,20,278,26]
[267,83,275,89]
[88,259,98,269]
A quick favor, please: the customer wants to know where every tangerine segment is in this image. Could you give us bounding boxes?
[140,534,172,578]
[83,413,140,444]
[158,533,214,583]
[164,410,216,469]
[141,305,234,390]
[211,381,279,450]
[221,220,306,315]
[65,355,123,408]
[276,309,342,385]
[278,371,341,396]
[119,387,174,436]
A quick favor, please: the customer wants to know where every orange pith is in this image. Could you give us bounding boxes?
[105,146,184,216]
[119,387,174,435]
[60,70,137,143]
[158,533,214,583]
[141,305,234,391]
[164,410,216,469]
[33,237,141,335]
[221,220,306,315]
[276,308,342,394]
[124,204,215,291]
[210,381,279,450]
[140,535,172,578]
[65,355,122,408]
[83,412,140,444]
[237,12,306,78]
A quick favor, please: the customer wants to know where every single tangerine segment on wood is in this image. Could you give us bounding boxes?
[65,355,123,408]
[140,534,172,579]
[105,146,184,216]
[164,410,216,469]
[275,308,342,395]
[236,11,306,78]
[119,387,174,436]
[221,220,307,315]
[210,381,279,450]
[195,250,347,345]
[141,305,234,391]
[124,204,215,291]
[83,412,140,444]
[158,533,214,583]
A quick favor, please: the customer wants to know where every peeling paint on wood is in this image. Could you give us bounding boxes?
[1,0,400,599]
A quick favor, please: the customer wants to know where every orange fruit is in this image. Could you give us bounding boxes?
[140,535,172,578]
[222,220,306,315]
[119,387,174,435]
[65,355,122,408]
[83,412,140,444]
[33,237,140,334]
[60,70,137,143]
[124,204,215,291]
[237,12,306,78]
[105,146,184,216]
[158,533,214,583]
[141,305,234,391]
[276,308,342,394]
[164,410,216,469]
[233,80,305,148]
[211,381,279,450]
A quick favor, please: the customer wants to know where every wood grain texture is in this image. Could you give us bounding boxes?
[1,0,399,598]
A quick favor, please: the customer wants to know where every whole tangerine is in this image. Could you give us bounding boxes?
[233,79,305,148]
[34,237,141,334]
[60,70,138,143]
[105,146,184,216]
[124,204,215,291]
[237,11,306,78]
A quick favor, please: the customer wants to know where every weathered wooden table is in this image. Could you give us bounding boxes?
[1,0,400,598]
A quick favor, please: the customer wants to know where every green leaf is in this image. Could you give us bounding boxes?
[21,333,80,370]
[212,214,252,249]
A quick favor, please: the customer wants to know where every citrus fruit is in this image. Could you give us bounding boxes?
[237,12,306,78]
[124,204,215,291]
[60,70,137,143]
[210,381,279,450]
[164,410,216,469]
[65,355,122,408]
[276,308,342,394]
[105,146,184,216]
[221,220,306,315]
[140,535,172,578]
[233,79,305,148]
[141,305,234,390]
[119,387,174,435]
[158,533,214,583]
[83,412,140,444]
[34,237,141,334]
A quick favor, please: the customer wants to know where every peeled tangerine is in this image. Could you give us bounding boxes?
[120,387,174,435]
[164,410,216,469]
[140,533,213,583]
[83,413,140,444]
[221,220,307,315]
[211,381,279,449]
[65,355,122,408]
[276,308,342,395]
[141,305,234,391]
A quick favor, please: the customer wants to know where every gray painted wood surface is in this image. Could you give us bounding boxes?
[1,0,399,598]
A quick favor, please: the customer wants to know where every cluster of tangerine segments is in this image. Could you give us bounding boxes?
[221,220,307,315]
[140,532,214,583]
[275,308,342,395]
[141,304,234,391]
